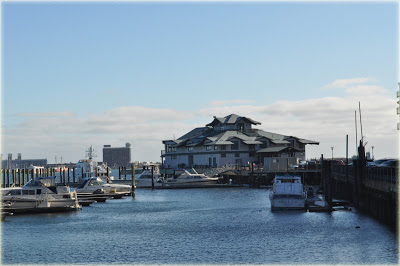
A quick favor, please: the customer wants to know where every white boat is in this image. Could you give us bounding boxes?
[269,175,306,211]
[162,169,220,187]
[1,176,80,214]
[28,165,45,171]
[75,146,110,182]
[76,177,132,197]
[135,170,163,188]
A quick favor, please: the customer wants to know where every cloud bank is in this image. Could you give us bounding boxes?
[2,79,398,163]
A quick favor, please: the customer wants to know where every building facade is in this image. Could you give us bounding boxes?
[162,114,319,169]
[1,153,47,169]
[102,143,132,168]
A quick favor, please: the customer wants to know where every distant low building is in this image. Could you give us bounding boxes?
[1,153,47,169]
[102,143,132,168]
[162,114,319,170]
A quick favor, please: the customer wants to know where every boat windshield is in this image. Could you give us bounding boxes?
[24,177,56,187]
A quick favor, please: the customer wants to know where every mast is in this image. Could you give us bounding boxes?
[359,102,364,146]
[355,111,358,157]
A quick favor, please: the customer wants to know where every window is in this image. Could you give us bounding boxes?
[220,124,225,131]
[188,147,194,152]
[171,155,177,159]
[221,153,226,158]
[221,145,226,150]
[235,153,240,157]
[214,146,218,150]
[237,123,244,132]
[206,146,212,151]
[231,141,239,150]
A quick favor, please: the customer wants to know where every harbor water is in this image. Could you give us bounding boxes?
[1,188,398,265]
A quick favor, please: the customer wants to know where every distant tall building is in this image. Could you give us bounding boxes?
[103,143,132,168]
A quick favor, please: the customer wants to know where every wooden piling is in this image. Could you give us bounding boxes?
[68,168,70,184]
[106,167,110,183]
[7,169,10,188]
[12,169,16,186]
[18,169,21,187]
[1,168,4,188]
[151,165,155,190]
[22,168,25,186]
[131,165,135,198]
[73,168,76,183]
[63,169,66,185]
[119,167,121,179]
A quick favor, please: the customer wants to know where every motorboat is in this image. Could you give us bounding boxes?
[75,146,110,182]
[162,169,220,187]
[269,175,306,211]
[135,169,163,188]
[76,177,132,197]
[1,176,81,214]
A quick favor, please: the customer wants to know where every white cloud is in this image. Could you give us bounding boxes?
[320,77,377,90]
[2,80,398,163]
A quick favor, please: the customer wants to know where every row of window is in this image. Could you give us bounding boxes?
[169,152,254,160]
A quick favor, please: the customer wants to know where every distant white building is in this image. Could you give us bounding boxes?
[162,114,319,170]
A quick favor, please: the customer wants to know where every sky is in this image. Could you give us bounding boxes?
[1,1,399,164]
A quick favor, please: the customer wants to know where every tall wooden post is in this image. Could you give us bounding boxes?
[22,168,25,186]
[151,165,155,190]
[18,169,21,186]
[68,168,70,184]
[119,167,121,179]
[1,169,4,188]
[131,164,136,198]
[7,169,10,187]
[73,167,76,183]
[107,167,110,183]
[63,169,66,185]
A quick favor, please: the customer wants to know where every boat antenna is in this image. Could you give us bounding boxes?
[355,110,358,157]
[359,102,364,146]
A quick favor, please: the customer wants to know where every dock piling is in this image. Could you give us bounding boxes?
[131,165,135,198]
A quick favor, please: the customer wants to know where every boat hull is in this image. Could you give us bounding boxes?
[270,195,306,211]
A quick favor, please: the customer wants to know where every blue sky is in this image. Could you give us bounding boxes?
[1,1,399,163]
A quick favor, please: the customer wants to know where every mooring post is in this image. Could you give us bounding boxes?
[119,167,121,179]
[6,169,10,187]
[22,168,25,186]
[18,168,21,187]
[81,167,84,182]
[68,168,70,184]
[63,169,66,185]
[131,164,136,198]
[1,168,4,188]
[151,165,155,190]
[73,167,76,184]
[107,167,110,183]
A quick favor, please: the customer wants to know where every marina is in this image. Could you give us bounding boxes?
[1,188,397,265]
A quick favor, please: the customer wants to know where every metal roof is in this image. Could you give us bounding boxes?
[256,146,302,153]
[206,114,261,127]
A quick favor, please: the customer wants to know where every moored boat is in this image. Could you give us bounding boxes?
[1,176,81,214]
[162,169,220,187]
[76,177,132,197]
[135,170,163,188]
[269,175,306,211]
[75,146,110,182]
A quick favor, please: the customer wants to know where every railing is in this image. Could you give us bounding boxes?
[332,165,397,185]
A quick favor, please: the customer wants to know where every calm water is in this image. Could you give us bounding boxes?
[1,188,398,265]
